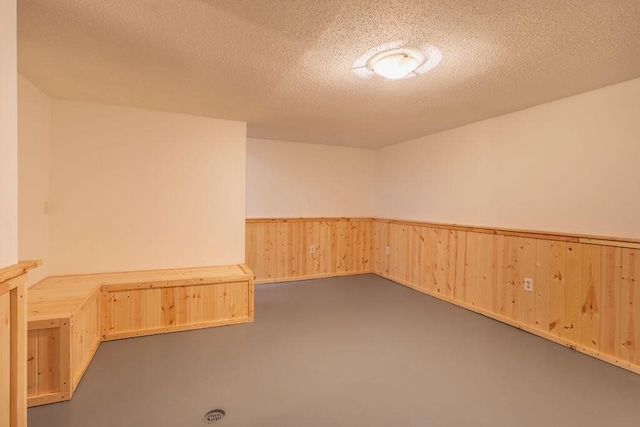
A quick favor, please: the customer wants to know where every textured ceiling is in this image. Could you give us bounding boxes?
[17,0,640,148]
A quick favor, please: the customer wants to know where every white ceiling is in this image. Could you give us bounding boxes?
[17,0,640,148]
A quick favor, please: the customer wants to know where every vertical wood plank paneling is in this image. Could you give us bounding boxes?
[73,294,100,386]
[202,284,217,322]
[298,221,309,278]
[254,222,266,281]
[384,222,391,275]
[162,288,176,327]
[464,232,496,311]
[144,289,162,330]
[453,230,467,302]
[306,221,318,275]
[58,321,71,398]
[241,282,250,318]
[311,222,322,275]
[276,221,287,279]
[0,292,10,427]
[130,289,146,331]
[399,224,409,282]
[506,236,521,319]
[216,283,230,321]
[423,226,437,291]
[186,285,204,325]
[547,241,567,338]
[264,222,275,280]
[286,221,298,278]
[26,330,38,397]
[112,291,131,334]
[356,220,369,274]
[72,312,83,383]
[351,220,369,273]
[463,232,480,307]
[245,222,256,279]
[433,228,448,295]
[336,221,348,274]
[563,242,583,343]
[10,283,27,427]
[37,328,59,394]
[516,238,537,326]
[229,282,246,319]
[621,249,640,365]
[331,221,340,274]
[399,225,412,286]
[388,223,400,280]
[362,220,372,273]
[410,226,425,290]
[372,220,382,274]
[581,244,602,351]
[246,219,373,283]
[600,246,622,357]
[535,240,553,333]
[103,279,253,340]
[174,286,188,326]
[496,235,512,318]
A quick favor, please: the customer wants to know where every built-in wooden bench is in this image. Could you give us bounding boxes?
[27,264,254,407]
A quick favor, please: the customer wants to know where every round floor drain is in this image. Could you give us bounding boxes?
[203,409,225,423]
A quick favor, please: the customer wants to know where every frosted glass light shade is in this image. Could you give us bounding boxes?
[371,53,420,79]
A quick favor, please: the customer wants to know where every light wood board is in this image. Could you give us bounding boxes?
[246,218,372,283]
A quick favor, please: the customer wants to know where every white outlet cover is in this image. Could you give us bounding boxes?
[524,278,534,291]
[309,245,315,254]
[385,246,390,255]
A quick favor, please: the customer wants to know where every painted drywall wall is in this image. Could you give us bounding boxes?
[0,0,18,268]
[18,75,52,285]
[49,100,246,275]
[247,138,375,218]
[375,77,640,239]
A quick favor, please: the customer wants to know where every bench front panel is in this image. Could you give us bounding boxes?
[102,279,253,340]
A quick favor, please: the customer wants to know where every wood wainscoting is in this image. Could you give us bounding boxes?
[372,219,640,375]
[246,218,372,283]
[246,217,640,374]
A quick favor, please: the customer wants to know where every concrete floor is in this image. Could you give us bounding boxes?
[29,274,640,427]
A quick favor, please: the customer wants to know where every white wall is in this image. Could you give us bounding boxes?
[18,75,52,285]
[375,77,640,239]
[0,0,18,268]
[49,101,246,275]
[247,138,375,218]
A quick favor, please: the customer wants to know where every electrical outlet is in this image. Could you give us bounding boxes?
[309,245,315,254]
[385,246,390,255]
[524,278,534,292]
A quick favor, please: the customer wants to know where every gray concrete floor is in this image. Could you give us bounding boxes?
[29,274,640,427]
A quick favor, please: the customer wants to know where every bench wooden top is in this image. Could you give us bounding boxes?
[28,264,253,321]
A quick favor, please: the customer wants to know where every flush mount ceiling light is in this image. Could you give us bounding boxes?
[367,50,422,80]
[353,43,442,80]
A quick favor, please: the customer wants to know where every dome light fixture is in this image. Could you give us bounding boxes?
[352,43,442,81]
[369,53,420,80]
